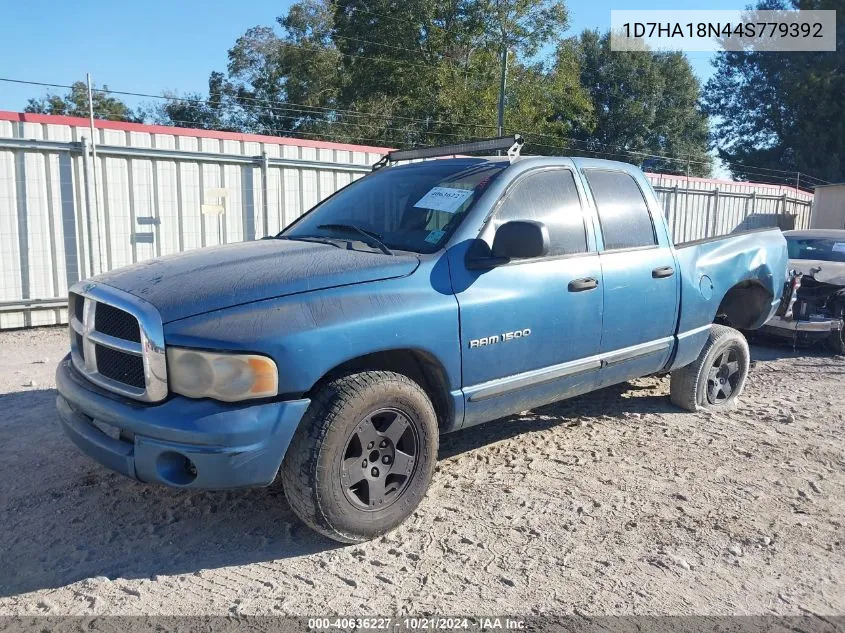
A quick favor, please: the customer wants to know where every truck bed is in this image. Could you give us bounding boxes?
[668,227,788,370]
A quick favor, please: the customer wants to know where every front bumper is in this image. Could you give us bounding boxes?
[56,355,310,489]
[763,315,844,337]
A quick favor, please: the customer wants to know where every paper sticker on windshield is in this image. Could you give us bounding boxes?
[425,230,445,244]
[413,187,473,214]
[833,242,845,254]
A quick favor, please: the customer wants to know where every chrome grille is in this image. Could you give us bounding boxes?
[68,282,168,402]
[71,291,84,324]
[96,346,146,388]
[74,331,86,362]
[95,302,141,343]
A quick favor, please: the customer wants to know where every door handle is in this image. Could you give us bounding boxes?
[652,266,675,279]
[568,277,599,292]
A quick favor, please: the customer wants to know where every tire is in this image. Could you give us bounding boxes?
[670,324,750,412]
[827,328,845,355]
[281,371,438,543]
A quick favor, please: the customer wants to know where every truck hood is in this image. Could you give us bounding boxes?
[790,259,845,286]
[93,239,420,322]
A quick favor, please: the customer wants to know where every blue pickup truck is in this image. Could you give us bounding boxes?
[56,136,789,543]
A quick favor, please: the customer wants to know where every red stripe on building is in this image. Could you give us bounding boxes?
[0,110,393,154]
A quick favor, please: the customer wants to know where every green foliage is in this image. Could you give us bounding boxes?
[25,81,141,122]
[172,0,593,151]
[563,30,711,176]
[143,73,242,130]
[704,0,845,183]
[25,1,708,176]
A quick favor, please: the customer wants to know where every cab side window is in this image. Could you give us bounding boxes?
[495,169,588,256]
[583,169,657,250]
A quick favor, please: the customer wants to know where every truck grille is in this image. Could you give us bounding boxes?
[74,331,86,362]
[95,302,141,343]
[96,346,146,389]
[68,286,168,402]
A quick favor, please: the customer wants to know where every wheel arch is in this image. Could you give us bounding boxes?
[308,349,454,431]
[715,279,774,329]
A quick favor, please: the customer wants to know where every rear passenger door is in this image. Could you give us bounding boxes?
[582,168,679,388]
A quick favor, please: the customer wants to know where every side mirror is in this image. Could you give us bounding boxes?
[492,220,549,260]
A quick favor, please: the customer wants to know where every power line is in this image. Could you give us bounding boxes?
[0,76,507,140]
[90,81,788,180]
[75,108,830,186]
[82,80,512,147]
[0,76,819,179]
[112,88,723,173]
[2,76,830,187]
[0,77,75,91]
[795,173,828,185]
[0,29,494,94]
[89,83,515,138]
[91,109,493,147]
[507,122,825,181]
[525,138,815,187]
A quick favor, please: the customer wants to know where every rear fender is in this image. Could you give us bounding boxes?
[674,229,788,334]
[667,230,787,371]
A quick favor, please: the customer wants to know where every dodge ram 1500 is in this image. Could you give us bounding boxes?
[56,136,789,542]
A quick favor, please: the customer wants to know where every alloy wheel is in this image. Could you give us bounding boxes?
[706,348,741,404]
[340,408,419,511]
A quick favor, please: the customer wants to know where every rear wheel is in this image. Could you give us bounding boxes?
[670,324,750,412]
[281,371,438,543]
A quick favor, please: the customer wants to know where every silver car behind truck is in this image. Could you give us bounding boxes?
[763,229,845,354]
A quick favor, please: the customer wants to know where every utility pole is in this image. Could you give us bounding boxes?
[86,73,104,274]
[497,39,508,137]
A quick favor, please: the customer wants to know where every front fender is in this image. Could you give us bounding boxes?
[162,256,462,399]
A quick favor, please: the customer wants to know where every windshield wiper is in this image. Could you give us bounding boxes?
[273,235,343,248]
[317,223,394,255]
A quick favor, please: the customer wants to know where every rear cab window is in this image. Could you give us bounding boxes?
[583,169,657,251]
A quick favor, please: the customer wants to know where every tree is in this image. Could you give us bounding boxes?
[704,0,845,184]
[227,7,343,137]
[25,81,141,122]
[189,0,591,147]
[326,0,578,145]
[561,30,711,176]
[28,0,709,177]
[144,73,244,131]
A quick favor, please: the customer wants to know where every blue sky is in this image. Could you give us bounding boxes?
[0,0,747,113]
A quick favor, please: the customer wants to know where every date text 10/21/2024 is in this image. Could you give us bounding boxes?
[307,618,527,630]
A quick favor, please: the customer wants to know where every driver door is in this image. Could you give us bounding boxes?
[449,167,604,427]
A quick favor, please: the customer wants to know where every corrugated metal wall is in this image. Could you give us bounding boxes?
[0,112,385,329]
[0,112,815,330]
[649,173,813,244]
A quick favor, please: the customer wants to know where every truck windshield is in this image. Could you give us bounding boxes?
[280,159,508,254]
[787,237,845,263]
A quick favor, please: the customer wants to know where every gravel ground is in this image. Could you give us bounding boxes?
[0,327,843,617]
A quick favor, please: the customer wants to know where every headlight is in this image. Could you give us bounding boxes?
[166,347,278,402]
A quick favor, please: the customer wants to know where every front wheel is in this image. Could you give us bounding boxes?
[281,371,438,543]
[670,324,750,412]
